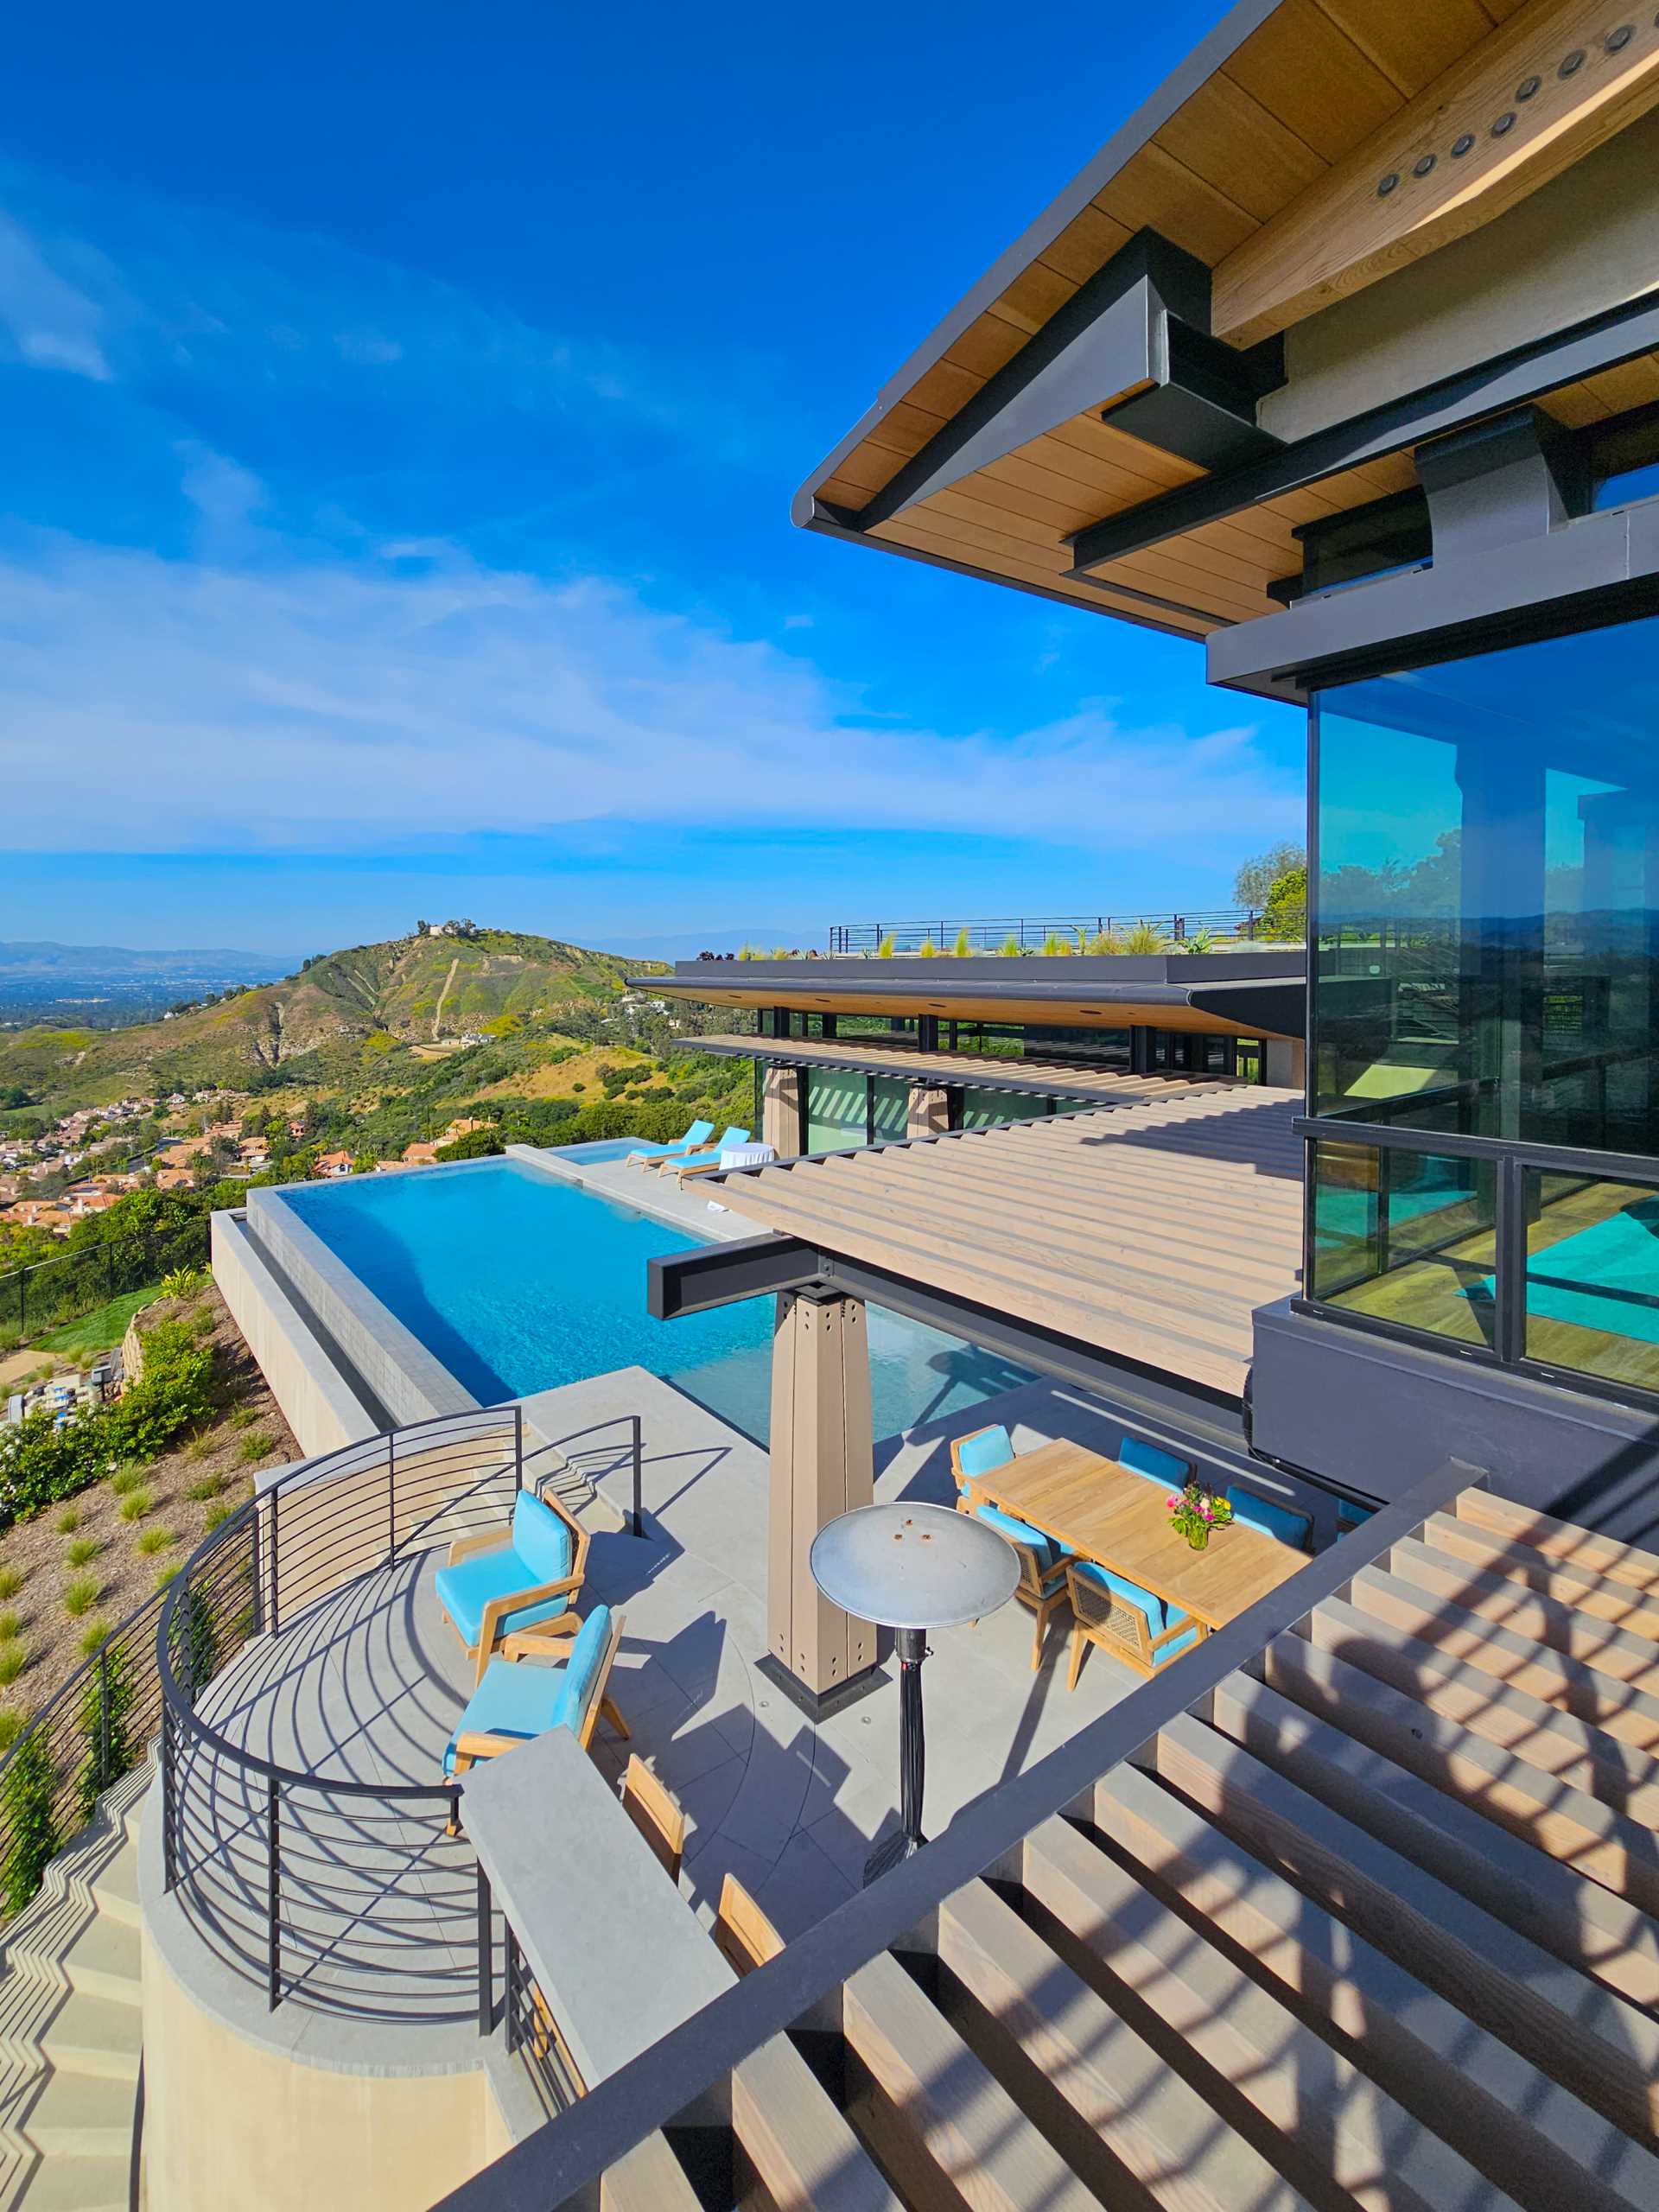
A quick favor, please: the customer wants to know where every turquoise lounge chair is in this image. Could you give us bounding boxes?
[665,1126,753,1177]
[434,1486,588,1683]
[444,1604,629,1778]
[626,1119,715,1166]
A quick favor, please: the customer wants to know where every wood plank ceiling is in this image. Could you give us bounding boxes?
[696,1035,1255,1101]
[711,1089,1306,1399]
[809,1,1659,637]
[591,1484,1659,2212]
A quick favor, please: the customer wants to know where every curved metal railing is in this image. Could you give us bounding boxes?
[156,1406,523,2021]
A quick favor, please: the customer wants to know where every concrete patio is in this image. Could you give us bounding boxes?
[157,1362,1158,2052]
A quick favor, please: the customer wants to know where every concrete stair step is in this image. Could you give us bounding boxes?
[39,1993,142,2085]
[4,2148,127,2212]
[50,1921,141,2011]
[21,2068,135,2160]
[86,1853,140,1933]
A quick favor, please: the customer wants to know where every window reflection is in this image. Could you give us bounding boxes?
[1313,615,1659,1157]
[1524,1171,1659,1390]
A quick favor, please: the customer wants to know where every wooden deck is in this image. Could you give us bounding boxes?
[713,1088,1305,1399]
[580,1484,1659,2212]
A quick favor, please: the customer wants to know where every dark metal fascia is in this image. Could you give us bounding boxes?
[645,1235,818,1320]
[1207,497,1659,695]
[1067,286,1659,575]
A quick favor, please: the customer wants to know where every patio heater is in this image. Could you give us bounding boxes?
[810,1503,1019,1885]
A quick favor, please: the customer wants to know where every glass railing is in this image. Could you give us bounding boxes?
[1299,1116,1659,1402]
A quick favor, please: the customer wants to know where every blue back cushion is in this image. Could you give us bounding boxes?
[956,1425,1013,1487]
[1120,1436,1191,1490]
[973,1500,1058,1572]
[552,1604,612,1732]
[682,1120,715,1147]
[512,1491,574,1586]
[1226,1486,1311,1550]
[1072,1558,1166,1630]
[714,1126,751,1149]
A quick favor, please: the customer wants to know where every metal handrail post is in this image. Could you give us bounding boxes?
[161,1707,176,1891]
[96,1648,111,1792]
[477,1865,493,2037]
[632,1414,644,1539]
[267,1777,282,2011]
[387,1427,397,1563]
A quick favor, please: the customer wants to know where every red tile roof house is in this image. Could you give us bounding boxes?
[400,1141,441,1166]
[313,1151,354,1178]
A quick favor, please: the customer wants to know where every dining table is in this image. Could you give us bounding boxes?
[963,1437,1307,1632]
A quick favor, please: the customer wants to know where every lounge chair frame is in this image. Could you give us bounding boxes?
[448,1608,630,1778]
[438,1484,590,1685]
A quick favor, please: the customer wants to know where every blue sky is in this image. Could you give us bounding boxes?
[0,1,1302,959]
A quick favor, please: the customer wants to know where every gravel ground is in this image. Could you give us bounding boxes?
[0,1285,297,1729]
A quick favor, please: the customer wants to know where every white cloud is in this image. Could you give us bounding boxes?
[0,213,115,382]
[0,533,1300,859]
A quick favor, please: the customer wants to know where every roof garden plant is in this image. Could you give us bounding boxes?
[1121,920,1168,953]
[952,929,973,957]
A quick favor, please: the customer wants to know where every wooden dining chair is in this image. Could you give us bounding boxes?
[620,1756,686,1885]
[713,1873,784,1977]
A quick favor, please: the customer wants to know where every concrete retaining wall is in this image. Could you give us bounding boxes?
[210,1212,380,1458]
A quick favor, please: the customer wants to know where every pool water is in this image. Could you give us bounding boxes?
[278,1157,1030,1444]
[547,1137,649,1164]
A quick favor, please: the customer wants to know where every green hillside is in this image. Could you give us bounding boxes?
[0,930,662,1115]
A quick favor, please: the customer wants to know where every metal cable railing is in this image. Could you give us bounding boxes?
[825,910,1259,955]
[157,1406,524,2020]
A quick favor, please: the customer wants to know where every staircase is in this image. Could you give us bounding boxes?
[557,1483,1659,2211]
[0,1765,146,2212]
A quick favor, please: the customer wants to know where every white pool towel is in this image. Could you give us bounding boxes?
[705,1141,776,1211]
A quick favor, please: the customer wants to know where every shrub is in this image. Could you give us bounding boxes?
[63,1576,100,1618]
[184,1474,223,1502]
[1121,919,1167,953]
[0,1644,26,1687]
[0,1568,20,1601]
[203,1502,233,1535]
[999,935,1021,957]
[109,1465,143,1496]
[1,1728,56,1912]
[154,1565,180,1591]
[951,929,973,957]
[66,1537,100,1567]
[0,1712,22,1754]
[118,1490,152,1522]
[0,1613,19,1642]
[137,1529,175,1556]
[1041,931,1069,956]
[78,1624,109,1659]
[917,938,938,960]
[229,1405,260,1430]
[182,1432,214,1463]
[54,1509,79,1535]
[99,1318,217,1465]
[1261,864,1307,944]
[0,1410,118,1535]
[238,1432,273,1465]
[161,1265,207,1300]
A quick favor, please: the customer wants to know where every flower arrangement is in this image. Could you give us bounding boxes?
[1166,1482,1233,1552]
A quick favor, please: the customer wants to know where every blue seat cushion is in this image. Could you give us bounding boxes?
[443,1656,564,1774]
[955,1424,1013,1489]
[974,1503,1067,1580]
[511,1490,575,1586]
[1153,1623,1201,1667]
[434,1544,574,1648]
[1071,1558,1167,1631]
[550,1604,612,1733]
[1119,1436,1192,1491]
[1226,1486,1311,1550]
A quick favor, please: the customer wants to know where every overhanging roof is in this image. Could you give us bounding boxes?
[632,952,1306,1039]
[704,1089,1304,1402]
[794,0,1659,643]
[693,1034,1248,1106]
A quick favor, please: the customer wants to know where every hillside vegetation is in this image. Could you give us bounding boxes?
[0,930,659,1116]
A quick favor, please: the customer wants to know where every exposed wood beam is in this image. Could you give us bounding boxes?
[1212,0,1659,346]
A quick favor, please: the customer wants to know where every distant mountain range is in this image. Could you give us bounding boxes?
[0,940,303,1030]
[0,940,302,982]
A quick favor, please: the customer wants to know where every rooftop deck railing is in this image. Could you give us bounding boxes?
[432,1452,1484,2211]
[156,1406,524,2020]
[825,910,1259,955]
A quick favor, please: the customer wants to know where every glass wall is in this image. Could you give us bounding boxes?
[959,1089,1054,1130]
[1307,612,1659,1385]
[804,1069,866,1153]
[1313,613,1659,1155]
[944,1020,1131,1067]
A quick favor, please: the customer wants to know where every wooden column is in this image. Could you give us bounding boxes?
[906,1084,950,1140]
[761,1065,802,1158]
[766,1290,875,1701]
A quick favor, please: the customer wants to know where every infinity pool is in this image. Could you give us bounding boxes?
[276,1157,1030,1444]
